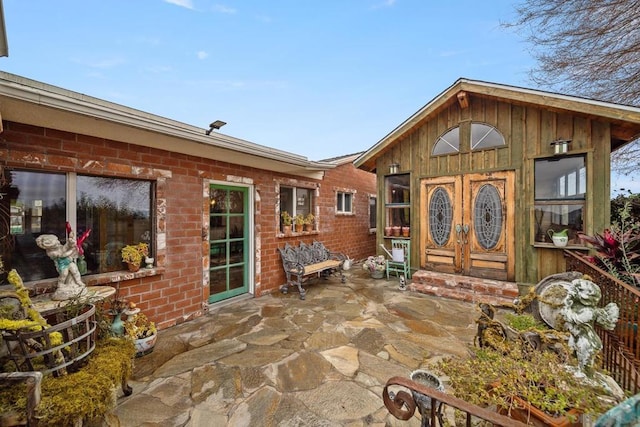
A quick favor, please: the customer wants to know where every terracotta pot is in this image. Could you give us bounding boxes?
[127,262,140,272]
[392,226,401,237]
[402,227,410,237]
[501,395,582,427]
[303,224,313,232]
[283,225,292,235]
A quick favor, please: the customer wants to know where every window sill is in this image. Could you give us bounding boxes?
[23,268,166,294]
[278,231,319,238]
[532,243,589,250]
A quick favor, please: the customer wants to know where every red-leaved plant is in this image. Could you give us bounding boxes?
[578,201,640,287]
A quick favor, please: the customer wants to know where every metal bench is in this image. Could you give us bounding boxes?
[278,241,346,299]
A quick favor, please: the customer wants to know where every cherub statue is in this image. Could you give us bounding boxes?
[36,232,87,300]
[560,277,619,377]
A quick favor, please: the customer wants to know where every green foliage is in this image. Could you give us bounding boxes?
[281,211,292,226]
[504,313,544,331]
[578,200,640,286]
[436,341,614,419]
[1,338,135,426]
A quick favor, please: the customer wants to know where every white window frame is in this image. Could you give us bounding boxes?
[336,191,354,214]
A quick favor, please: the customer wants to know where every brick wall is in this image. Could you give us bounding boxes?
[316,161,377,262]
[0,122,376,329]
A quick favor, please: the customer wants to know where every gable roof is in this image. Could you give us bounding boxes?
[0,71,335,179]
[354,78,640,172]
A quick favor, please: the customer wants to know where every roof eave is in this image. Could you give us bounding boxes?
[0,71,334,179]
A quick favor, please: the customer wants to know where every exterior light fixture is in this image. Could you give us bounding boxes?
[550,139,572,154]
[205,120,227,135]
[389,163,400,174]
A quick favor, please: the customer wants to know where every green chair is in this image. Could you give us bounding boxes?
[385,239,411,280]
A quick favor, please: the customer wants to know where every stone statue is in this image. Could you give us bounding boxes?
[36,233,87,300]
[560,278,619,377]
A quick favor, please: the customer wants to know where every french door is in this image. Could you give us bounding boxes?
[420,172,514,281]
[208,184,249,303]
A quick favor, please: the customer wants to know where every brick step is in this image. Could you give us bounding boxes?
[409,270,519,306]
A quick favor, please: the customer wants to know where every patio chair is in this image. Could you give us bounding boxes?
[385,239,411,280]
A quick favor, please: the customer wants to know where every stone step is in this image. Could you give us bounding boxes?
[409,270,519,306]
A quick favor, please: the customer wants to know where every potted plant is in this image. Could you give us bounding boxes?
[117,301,157,357]
[362,255,386,279]
[435,326,615,425]
[281,211,293,234]
[121,242,149,272]
[303,213,315,231]
[294,213,305,232]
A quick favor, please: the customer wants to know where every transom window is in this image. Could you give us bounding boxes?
[433,123,505,155]
[336,191,353,214]
[471,123,505,150]
[2,169,154,282]
[433,126,460,155]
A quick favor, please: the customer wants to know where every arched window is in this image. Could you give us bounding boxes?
[471,123,505,151]
[432,126,460,156]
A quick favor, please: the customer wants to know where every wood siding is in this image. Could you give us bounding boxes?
[376,95,613,285]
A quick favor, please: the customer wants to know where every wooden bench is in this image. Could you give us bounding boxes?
[278,241,346,299]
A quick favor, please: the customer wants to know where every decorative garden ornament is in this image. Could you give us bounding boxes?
[399,275,407,291]
[547,228,569,247]
[36,232,87,300]
[560,278,619,377]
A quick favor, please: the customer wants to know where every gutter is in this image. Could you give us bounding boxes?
[0,71,334,172]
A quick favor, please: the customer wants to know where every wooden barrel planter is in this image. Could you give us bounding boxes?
[2,304,97,376]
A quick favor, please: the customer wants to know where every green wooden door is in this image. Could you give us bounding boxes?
[208,184,249,303]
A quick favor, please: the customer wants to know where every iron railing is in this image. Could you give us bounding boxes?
[383,376,528,427]
[565,249,640,394]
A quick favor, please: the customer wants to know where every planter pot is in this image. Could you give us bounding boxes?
[134,333,157,357]
[402,227,410,237]
[127,262,140,272]
[392,226,401,237]
[409,370,445,421]
[283,225,292,235]
[371,270,384,279]
[384,227,392,237]
[303,224,313,232]
[3,304,96,375]
[500,395,582,427]
[490,381,582,427]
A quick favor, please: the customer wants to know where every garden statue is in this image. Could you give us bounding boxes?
[36,232,87,300]
[560,277,619,377]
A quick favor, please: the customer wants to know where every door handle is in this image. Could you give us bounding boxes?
[456,224,469,245]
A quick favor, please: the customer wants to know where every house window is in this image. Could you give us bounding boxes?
[533,155,586,245]
[369,196,377,230]
[433,123,505,155]
[279,186,313,230]
[1,169,154,282]
[385,174,410,231]
[471,123,505,150]
[433,126,460,156]
[336,191,353,214]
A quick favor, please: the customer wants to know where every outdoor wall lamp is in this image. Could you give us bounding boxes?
[205,120,227,135]
[550,139,572,154]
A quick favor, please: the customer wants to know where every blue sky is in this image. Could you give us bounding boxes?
[1,0,637,193]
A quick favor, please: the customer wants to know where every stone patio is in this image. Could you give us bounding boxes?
[113,267,499,426]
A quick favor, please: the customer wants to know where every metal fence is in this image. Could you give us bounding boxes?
[565,249,640,394]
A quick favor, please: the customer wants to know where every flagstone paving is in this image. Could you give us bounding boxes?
[113,268,489,426]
